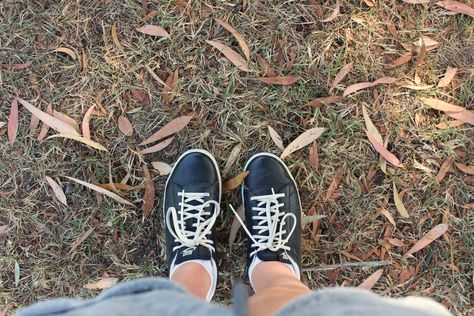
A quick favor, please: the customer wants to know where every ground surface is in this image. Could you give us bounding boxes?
[1,0,473,315]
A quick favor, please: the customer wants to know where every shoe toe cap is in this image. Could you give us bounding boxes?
[171,152,219,187]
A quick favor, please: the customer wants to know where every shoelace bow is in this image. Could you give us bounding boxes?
[166,190,220,253]
[230,188,297,257]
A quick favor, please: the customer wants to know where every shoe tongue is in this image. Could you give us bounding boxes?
[175,245,211,265]
[256,249,291,264]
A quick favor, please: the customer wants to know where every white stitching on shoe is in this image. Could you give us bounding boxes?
[230,188,297,257]
[166,190,220,253]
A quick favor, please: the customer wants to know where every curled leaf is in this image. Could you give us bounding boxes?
[206,40,249,72]
[136,25,169,37]
[139,115,194,146]
[404,224,448,257]
[224,171,249,192]
[281,127,326,159]
[45,176,67,206]
[53,47,77,60]
[320,0,340,22]
[215,18,250,61]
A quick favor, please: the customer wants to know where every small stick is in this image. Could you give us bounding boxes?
[145,65,165,86]
[302,260,392,272]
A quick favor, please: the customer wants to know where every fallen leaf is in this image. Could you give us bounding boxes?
[358,269,383,290]
[343,77,397,97]
[223,143,243,176]
[362,105,383,144]
[206,40,249,72]
[111,21,124,52]
[326,166,346,199]
[142,164,155,217]
[139,136,175,155]
[268,126,285,151]
[256,54,277,77]
[84,278,119,290]
[363,0,375,6]
[151,161,172,175]
[17,98,80,136]
[53,110,80,132]
[438,67,457,87]
[365,130,401,166]
[47,134,108,152]
[380,209,396,227]
[99,183,141,191]
[143,9,158,20]
[66,176,134,206]
[329,62,353,93]
[455,163,474,175]
[142,0,148,15]
[413,38,426,68]
[341,251,362,261]
[387,238,406,247]
[402,0,430,3]
[14,261,20,286]
[385,52,413,69]
[373,77,398,85]
[53,47,77,60]
[393,182,409,218]
[404,224,448,257]
[136,24,170,37]
[223,171,249,192]
[4,61,33,71]
[215,18,250,61]
[45,176,67,206]
[69,227,95,254]
[257,76,299,85]
[320,0,340,22]
[445,110,474,125]
[82,48,88,72]
[435,120,464,129]
[399,269,413,284]
[309,141,319,170]
[436,1,474,18]
[37,103,53,141]
[118,115,134,136]
[0,225,9,235]
[145,65,166,86]
[281,127,326,159]
[131,88,150,106]
[421,97,464,112]
[411,36,440,54]
[139,115,193,146]
[301,214,325,229]
[306,96,342,107]
[8,99,18,146]
[229,204,245,249]
[435,156,455,184]
[82,105,96,140]
[400,84,434,90]
[162,71,174,103]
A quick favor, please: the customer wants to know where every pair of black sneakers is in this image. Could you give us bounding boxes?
[163,149,301,302]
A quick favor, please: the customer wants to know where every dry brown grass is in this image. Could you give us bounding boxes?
[1,0,473,314]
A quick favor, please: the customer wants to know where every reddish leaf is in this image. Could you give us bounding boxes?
[329,62,353,93]
[435,156,454,184]
[12,61,33,70]
[436,1,474,18]
[118,115,134,136]
[7,99,18,146]
[136,24,170,37]
[131,88,151,106]
[257,76,299,86]
[206,40,249,72]
[455,163,474,175]
[365,130,401,166]
[256,54,277,77]
[139,115,193,146]
[142,164,155,216]
[358,269,383,290]
[343,82,375,97]
[404,224,448,257]
[306,96,342,107]
[326,166,346,199]
[139,136,175,155]
[281,127,326,159]
[224,171,249,192]
[320,0,340,22]
[215,19,250,61]
[309,141,319,171]
[82,105,95,140]
[385,52,413,69]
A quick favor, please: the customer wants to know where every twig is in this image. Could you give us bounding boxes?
[145,65,166,86]
[302,260,392,272]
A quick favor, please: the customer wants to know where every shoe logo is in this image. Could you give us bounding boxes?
[281,252,290,261]
[181,247,196,256]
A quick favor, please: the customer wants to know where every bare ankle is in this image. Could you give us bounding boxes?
[171,262,211,301]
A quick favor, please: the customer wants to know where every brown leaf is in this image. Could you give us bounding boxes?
[99,183,141,191]
[421,98,464,112]
[45,176,67,206]
[143,9,158,20]
[365,130,401,166]
[341,251,362,261]
[84,278,119,290]
[326,166,346,200]
[223,171,249,192]
[47,134,108,152]
[53,47,77,60]
[142,0,148,15]
[111,21,124,52]
[385,52,413,69]
[256,54,277,77]
[229,204,245,249]
[329,62,353,93]
[131,89,150,106]
[69,227,95,254]
[223,143,243,176]
[38,103,53,140]
[306,96,342,107]
[17,98,80,136]
[142,164,155,217]
[445,110,474,125]
[8,99,18,146]
[343,77,397,97]
[66,176,134,206]
[281,127,326,159]
[404,224,448,257]
[438,67,457,88]
[387,238,406,247]
[82,48,88,72]
[362,105,383,144]
[455,163,474,175]
[413,38,426,68]
[435,156,455,184]
[206,40,249,72]
[151,161,172,175]
[379,209,396,227]
[393,182,409,218]
[402,0,430,3]
[162,71,174,103]
[399,269,413,284]
[53,110,80,132]
[257,76,299,86]
[139,136,175,155]
[363,0,375,7]
[139,115,194,146]
[358,269,383,290]
[117,115,134,136]
[320,0,340,22]
[82,105,95,140]
[7,61,33,70]
[400,84,434,90]
[309,141,319,170]
[268,126,285,151]
[436,1,474,18]
[435,120,464,129]
[136,25,170,37]
[373,77,398,85]
[215,19,250,61]
[29,105,40,131]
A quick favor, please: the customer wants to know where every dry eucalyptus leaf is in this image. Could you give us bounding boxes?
[84,278,119,290]
[66,176,134,206]
[365,130,400,166]
[224,171,249,192]
[214,18,250,61]
[358,269,383,290]
[8,99,18,146]
[151,161,172,175]
[111,21,124,52]
[403,224,448,257]
[393,182,409,218]
[257,76,299,86]
[45,176,67,206]
[139,137,175,155]
[437,67,458,88]
[420,98,465,112]
[47,134,108,152]
[139,115,194,146]
[281,127,326,159]
[268,126,284,151]
[118,115,134,136]
[329,62,353,93]
[206,40,249,72]
[142,164,155,217]
[223,143,243,176]
[436,1,474,18]
[320,0,340,22]
[136,25,169,37]
[82,105,95,140]
[53,47,77,60]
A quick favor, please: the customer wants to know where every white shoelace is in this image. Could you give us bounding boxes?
[230,189,297,257]
[166,190,220,253]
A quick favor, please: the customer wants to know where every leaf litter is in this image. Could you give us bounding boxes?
[214,18,250,61]
[281,127,326,159]
[223,171,249,192]
[404,224,448,257]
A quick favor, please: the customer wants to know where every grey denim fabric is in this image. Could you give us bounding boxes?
[15,277,451,316]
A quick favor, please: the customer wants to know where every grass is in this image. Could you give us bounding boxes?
[1,0,473,314]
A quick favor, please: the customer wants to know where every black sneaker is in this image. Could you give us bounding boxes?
[232,153,301,289]
[163,149,221,302]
